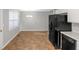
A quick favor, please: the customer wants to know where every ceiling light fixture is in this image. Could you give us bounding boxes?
[26,15,33,17]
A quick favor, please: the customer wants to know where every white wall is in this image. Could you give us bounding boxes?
[0,10,3,30]
[20,11,51,31]
[0,10,3,48]
[0,10,1,29]
[0,9,20,49]
[72,23,79,33]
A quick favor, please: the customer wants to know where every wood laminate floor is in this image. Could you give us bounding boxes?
[4,31,55,50]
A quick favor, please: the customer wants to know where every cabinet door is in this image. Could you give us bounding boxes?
[68,9,79,23]
[76,42,79,50]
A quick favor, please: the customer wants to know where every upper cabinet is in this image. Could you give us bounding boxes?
[68,9,79,23]
[55,9,68,14]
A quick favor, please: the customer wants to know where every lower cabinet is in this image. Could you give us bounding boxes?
[76,47,79,50]
[76,42,79,50]
[61,34,76,50]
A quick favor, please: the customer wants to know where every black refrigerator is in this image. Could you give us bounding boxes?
[49,14,72,48]
[49,15,57,46]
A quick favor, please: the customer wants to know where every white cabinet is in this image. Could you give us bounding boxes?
[76,42,79,50]
[55,9,68,14]
[68,9,79,23]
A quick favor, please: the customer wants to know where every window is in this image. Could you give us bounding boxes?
[9,10,19,31]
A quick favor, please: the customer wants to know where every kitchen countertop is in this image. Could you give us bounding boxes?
[61,31,79,41]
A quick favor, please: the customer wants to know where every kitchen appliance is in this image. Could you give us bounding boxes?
[55,22,72,48]
[49,15,56,45]
[62,34,76,50]
[49,14,72,49]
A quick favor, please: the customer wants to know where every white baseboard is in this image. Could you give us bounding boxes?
[0,31,20,50]
[20,28,48,31]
